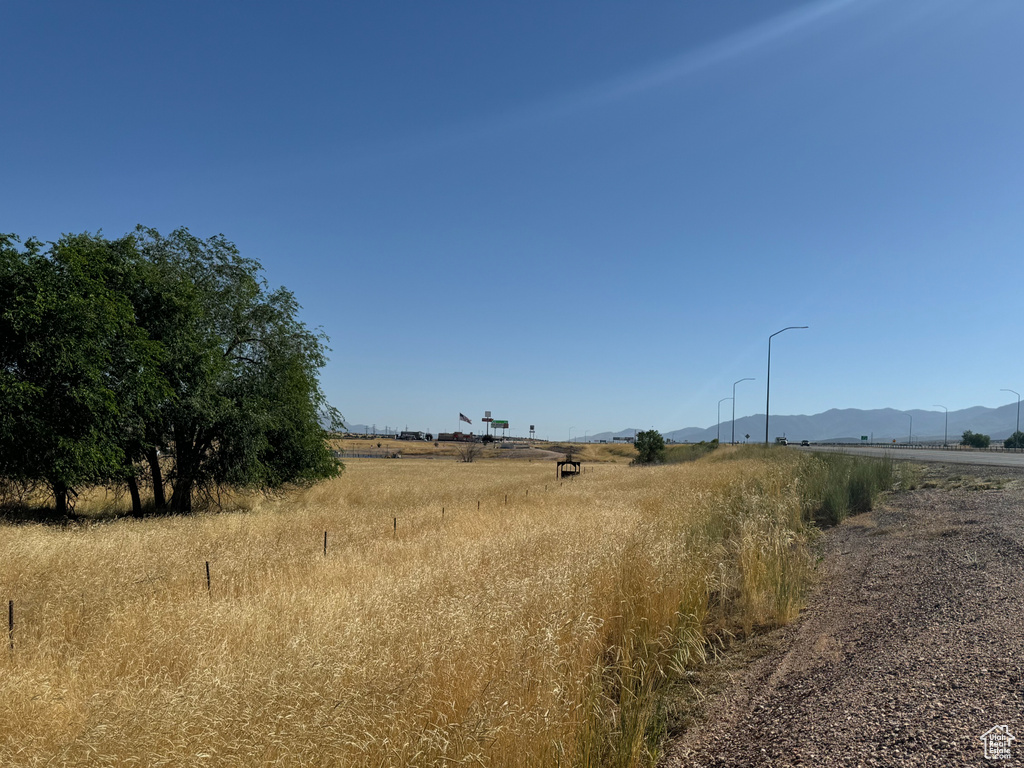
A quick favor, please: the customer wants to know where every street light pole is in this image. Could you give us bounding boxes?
[718,397,732,444]
[1001,389,1020,450]
[765,327,808,445]
[569,426,574,444]
[732,377,754,445]
[908,413,912,445]
[933,405,947,448]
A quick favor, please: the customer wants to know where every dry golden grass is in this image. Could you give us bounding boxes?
[0,453,813,767]
[329,437,627,463]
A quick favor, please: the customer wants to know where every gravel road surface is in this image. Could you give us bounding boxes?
[663,464,1024,767]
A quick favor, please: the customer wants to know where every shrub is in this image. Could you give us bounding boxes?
[633,430,665,465]
[961,430,991,448]
[1003,431,1024,450]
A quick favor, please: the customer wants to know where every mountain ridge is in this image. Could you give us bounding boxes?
[593,404,1022,444]
[341,404,1023,444]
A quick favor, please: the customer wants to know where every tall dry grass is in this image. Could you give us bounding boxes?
[1,453,816,767]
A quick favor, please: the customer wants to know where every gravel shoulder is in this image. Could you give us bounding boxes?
[662,463,1024,767]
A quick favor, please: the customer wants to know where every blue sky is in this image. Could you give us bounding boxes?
[3,0,1022,440]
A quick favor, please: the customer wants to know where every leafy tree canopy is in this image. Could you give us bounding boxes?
[961,430,991,449]
[633,430,666,465]
[1003,431,1024,450]
[0,227,342,515]
[0,232,166,512]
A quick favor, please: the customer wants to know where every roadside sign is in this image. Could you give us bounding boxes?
[861,436,868,441]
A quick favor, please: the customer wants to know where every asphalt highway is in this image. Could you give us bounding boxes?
[799,443,1024,469]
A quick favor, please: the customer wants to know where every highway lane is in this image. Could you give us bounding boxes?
[799,443,1024,469]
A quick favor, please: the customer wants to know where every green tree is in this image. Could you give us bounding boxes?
[1,227,342,516]
[131,227,342,513]
[961,430,991,449]
[0,233,165,514]
[1003,431,1024,450]
[633,430,666,465]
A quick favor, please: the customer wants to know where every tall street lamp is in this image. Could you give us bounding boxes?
[907,413,912,445]
[1002,389,1020,450]
[765,326,808,445]
[718,397,732,443]
[569,426,574,444]
[732,377,754,445]
[933,405,947,448]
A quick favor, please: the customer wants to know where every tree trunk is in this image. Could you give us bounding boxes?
[53,482,68,515]
[168,425,211,515]
[170,475,192,514]
[146,447,166,510]
[127,476,143,517]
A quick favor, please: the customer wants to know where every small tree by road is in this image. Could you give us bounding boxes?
[1004,431,1024,450]
[961,430,991,449]
[633,430,666,465]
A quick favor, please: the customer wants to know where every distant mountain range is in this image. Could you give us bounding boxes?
[342,404,1023,445]
[593,405,1023,444]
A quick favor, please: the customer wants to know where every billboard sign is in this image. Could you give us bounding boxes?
[492,420,509,429]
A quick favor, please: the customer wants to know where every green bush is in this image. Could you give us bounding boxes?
[1003,431,1024,450]
[961,430,991,448]
[633,430,666,465]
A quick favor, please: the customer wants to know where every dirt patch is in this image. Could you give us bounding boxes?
[661,463,1024,766]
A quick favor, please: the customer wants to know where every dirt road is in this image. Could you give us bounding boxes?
[663,464,1024,767]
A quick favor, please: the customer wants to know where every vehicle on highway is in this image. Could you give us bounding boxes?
[801,440,810,446]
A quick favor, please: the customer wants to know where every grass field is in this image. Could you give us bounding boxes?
[329,437,621,462]
[0,447,892,767]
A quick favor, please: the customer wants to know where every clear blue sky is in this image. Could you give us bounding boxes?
[3,0,1022,440]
